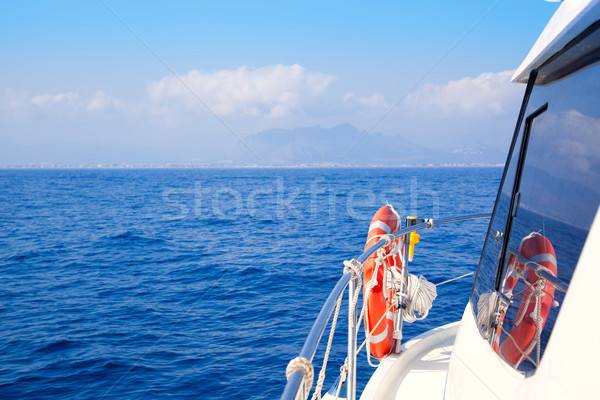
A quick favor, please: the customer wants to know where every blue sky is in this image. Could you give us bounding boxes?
[0,1,560,165]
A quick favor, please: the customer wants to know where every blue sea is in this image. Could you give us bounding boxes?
[0,167,501,399]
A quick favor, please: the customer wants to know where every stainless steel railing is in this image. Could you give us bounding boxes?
[281,274,353,400]
[281,213,491,400]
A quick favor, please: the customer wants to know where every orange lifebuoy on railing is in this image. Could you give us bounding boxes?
[494,232,558,367]
[362,205,403,359]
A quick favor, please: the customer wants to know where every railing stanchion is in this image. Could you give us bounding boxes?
[394,234,409,353]
[347,276,357,400]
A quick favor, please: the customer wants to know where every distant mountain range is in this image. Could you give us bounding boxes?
[226,123,506,166]
[0,123,507,167]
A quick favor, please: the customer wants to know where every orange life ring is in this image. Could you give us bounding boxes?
[494,232,557,367]
[362,205,403,359]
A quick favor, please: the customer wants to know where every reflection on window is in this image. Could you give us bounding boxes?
[471,60,600,374]
[471,128,522,327]
[495,232,560,369]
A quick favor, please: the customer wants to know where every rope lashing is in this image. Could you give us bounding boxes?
[343,259,363,330]
[286,357,314,397]
[514,265,554,364]
[335,361,348,400]
[343,259,363,279]
[369,233,395,247]
[514,265,554,327]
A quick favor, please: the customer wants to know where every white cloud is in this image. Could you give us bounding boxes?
[1,89,135,125]
[1,89,28,109]
[404,70,523,116]
[30,91,85,120]
[86,90,123,113]
[31,92,80,108]
[147,64,336,118]
[343,92,389,113]
[536,109,600,184]
[0,89,39,124]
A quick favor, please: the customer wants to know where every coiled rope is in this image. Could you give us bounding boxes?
[401,274,438,323]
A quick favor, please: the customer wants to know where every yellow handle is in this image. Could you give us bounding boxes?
[408,231,420,262]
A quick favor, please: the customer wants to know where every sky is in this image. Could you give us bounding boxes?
[0,1,561,165]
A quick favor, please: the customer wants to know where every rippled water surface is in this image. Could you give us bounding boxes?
[0,168,501,399]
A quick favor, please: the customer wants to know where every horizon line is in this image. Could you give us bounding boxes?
[0,162,504,169]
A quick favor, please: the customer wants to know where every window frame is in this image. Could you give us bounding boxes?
[469,70,537,303]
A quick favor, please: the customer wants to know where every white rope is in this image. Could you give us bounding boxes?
[436,271,475,286]
[334,302,392,399]
[356,301,395,356]
[335,361,347,400]
[311,294,343,400]
[343,259,363,329]
[500,325,539,367]
[290,231,483,398]
[343,259,363,280]
[330,266,474,400]
[401,274,437,323]
[514,265,553,327]
[533,282,544,365]
[356,269,475,361]
[336,300,393,397]
[369,231,395,243]
[485,259,556,367]
[513,264,554,366]
[286,357,314,397]
[309,259,363,400]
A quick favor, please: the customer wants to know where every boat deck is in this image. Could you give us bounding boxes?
[360,322,459,400]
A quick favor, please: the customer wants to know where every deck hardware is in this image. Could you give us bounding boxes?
[281,213,490,400]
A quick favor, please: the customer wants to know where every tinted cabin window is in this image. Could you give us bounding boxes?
[471,60,600,374]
